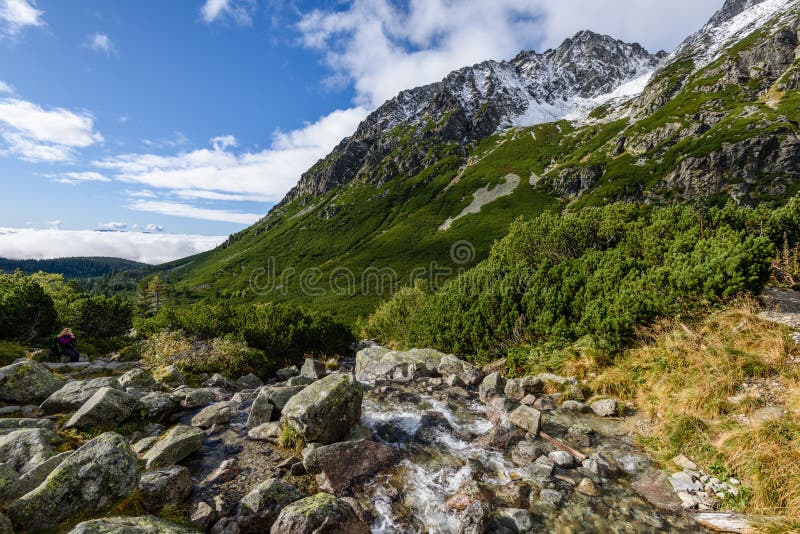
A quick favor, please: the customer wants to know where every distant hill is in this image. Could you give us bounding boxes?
[0,257,147,279]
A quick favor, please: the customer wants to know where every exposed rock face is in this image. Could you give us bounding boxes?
[270,493,370,534]
[65,387,138,430]
[142,425,204,469]
[237,478,303,533]
[1,450,72,502]
[247,390,274,428]
[40,377,121,414]
[8,432,138,532]
[67,515,194,533]
[303,440,398,494]
[355,347,479,384]
[282,373,363,444]
[0,360,64,403]
[138,466,193,512]
[300,358,326,380]
[0,427,61,475]
[553,165,605,198]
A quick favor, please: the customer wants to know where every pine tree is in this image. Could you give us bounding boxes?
[138,276,169,317]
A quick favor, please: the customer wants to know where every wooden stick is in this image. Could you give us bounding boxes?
[538,431,587,462]
[680,322,707,350]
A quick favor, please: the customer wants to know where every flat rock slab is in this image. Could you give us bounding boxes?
[631,469,683,513]
[65,387,137,431]
[142,424,204,470]
[303,440,398,494]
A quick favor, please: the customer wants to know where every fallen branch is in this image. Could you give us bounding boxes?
[538,431,587,462]
[680,322,707,350]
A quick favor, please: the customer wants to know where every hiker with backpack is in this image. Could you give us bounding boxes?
[57,328,80,362]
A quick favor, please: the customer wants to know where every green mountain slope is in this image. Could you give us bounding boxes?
[164,0,800,323]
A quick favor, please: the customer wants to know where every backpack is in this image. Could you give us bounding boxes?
[48,337,63,360]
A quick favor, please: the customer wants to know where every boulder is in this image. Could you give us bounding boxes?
[133,436,159,455]
[247,389,275,428]
[561,400,586,413]
[0,428,60,475]
[303,440,397,494]
[507,406,541,435]
[485,396,516,426]
[138,391,180,421]
[457,502,490,534]
[282,372,363,445]
[528,456,555,480]
[191,401,232,428]
[437,354,483,386]
[64,387,138,431]
[504,376,543,401]
[0,360,64,403]
[300,358,326,380]
[577,477,600,497]
[142,425,204,469]
[203,373,239,391]
[472,421,526,452]
[264,386,309,411]
[211,517,240,534]
[237,478,303,533]
[631,469,683,513]
[355,347,442,383]
[270,493,369,534]
[247,422,282,442]
[490,508,533,533]
[118,368,157,391]
[8,432,138,532]
[287,376,315,386]
[0,417,54,432]
[152,364,185,388]
[236,374,263,390]
[40,377,120,414]
[275,366,299,380]
[138,465,193,512]
[2,450,72,501]
[548,451,574,467]
[190,501,216,530]
[173,387,217,408]
[589,399,618,417]
[479,373,506,402]
[0,463,18,501]
[511,440,548,466]
[67,515,194,533]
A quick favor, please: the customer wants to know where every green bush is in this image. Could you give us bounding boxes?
[136,302,354,367]
[140,331,277,381]
[70,295,133,339]
[0,273,58,342]
[368,202,794,360]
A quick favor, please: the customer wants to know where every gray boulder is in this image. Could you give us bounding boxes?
[118,368,157,391]
[507,405,541,435]
[254,385,305,414]
[191,401,232,428]
[437,354,483,386]
[237,478,303,533]
[173,387,217,408]
[247,422,282,443]
[287,376,314,386]
[504,376,544,401]
[303,440,397,494]
[2,450,72,502]
[275,366,299,380]
[590,399,618,417]
[270,493,369,534]
[300,358,326,379]
[152,364,185,388]
[138,391,180,421]
[40,377,121,414]
[0,418,54,432]
[0,427,60,475]
[64,387,137,431]
[247,389,274,428]
[139,465,193,512]
[0,360,64,403]
[142,424,204,469]
[282,373,363,445]
[203,373,239,391]
[479,373,506,402]
[355,347,443,383]
[237,373,263,390]
[190,501,216,530]
[67,515,194,533]
[8,432,138,532]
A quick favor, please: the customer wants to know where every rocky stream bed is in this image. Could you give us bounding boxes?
[0,346,751,533]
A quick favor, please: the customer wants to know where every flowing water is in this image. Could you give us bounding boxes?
[353,383,706,534]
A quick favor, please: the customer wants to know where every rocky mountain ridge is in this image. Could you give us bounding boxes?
[280,31,664,205]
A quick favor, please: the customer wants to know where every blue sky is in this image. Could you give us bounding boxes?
[0,0,721,263]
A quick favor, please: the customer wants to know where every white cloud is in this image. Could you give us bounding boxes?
[0,227,224,264]
[173,189,270,202]
[50,171,110,184]
[47,220,62,229]
[98,221,127,230]
[0,81,13,94]
[86,33,116,55]
[95,106,367,204]
[0,97,102,162]
[143,224,164,232]
[0,0,44,37]
[128,200,262,225]
[124,189,157,198]
[201,0,255,26]
[297,0,720,109]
